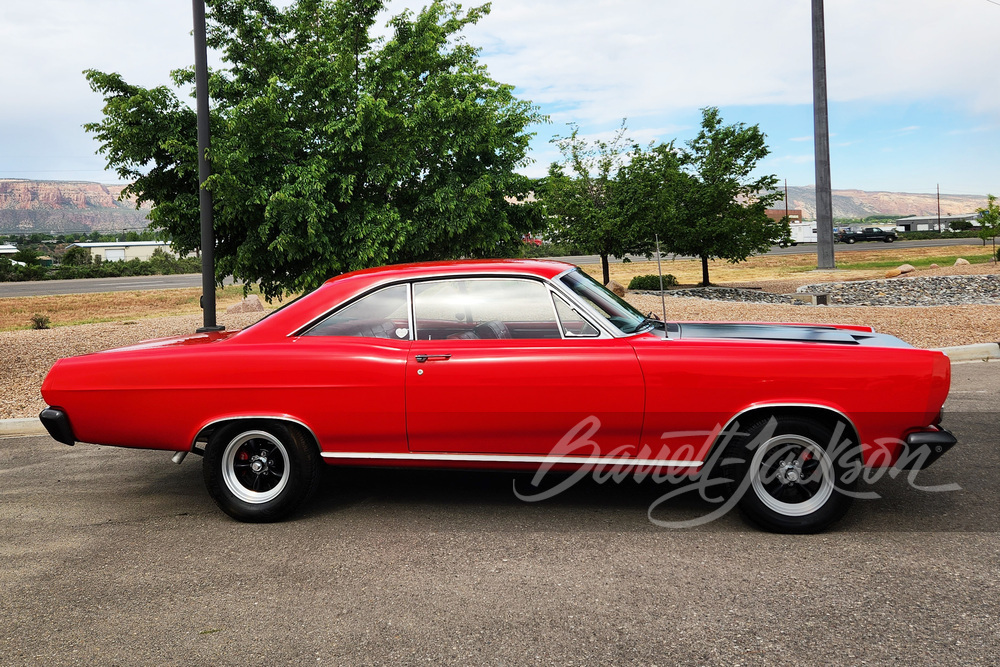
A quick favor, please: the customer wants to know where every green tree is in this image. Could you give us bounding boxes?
[540,122,653,285]
[977,194,999,258]
[657,107,785,286]
[12,248,40,266]
[61,246,92,266]
[85,0,544,299]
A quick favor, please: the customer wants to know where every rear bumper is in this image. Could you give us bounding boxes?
[39,407,76,446]
[895,427,957,470]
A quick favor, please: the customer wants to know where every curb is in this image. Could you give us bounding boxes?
[0,418,46,438]
[2,342,997,438]
[933,342,1000,362]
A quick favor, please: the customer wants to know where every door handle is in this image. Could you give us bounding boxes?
[415,354,452,363]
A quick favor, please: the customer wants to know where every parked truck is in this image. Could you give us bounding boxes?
[836,227,898,244]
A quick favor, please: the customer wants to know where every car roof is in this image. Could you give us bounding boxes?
[323,258,576,284]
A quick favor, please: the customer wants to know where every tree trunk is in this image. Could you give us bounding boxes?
[601,254,610,286]
[701,255,710,286]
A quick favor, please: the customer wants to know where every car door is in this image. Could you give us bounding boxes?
[405,277,645,456]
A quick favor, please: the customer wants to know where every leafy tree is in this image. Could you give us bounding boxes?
[977,193,999,258]
[85,0,544,299]
[656,107,784,286]
[61,246,92,266]
[540,122,653,285]
[12,248,40,266]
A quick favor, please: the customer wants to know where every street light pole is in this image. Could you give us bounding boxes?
[812,0,836,269]
[193,0,223,333]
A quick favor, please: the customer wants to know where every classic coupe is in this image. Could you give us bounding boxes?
[39,259,955,533]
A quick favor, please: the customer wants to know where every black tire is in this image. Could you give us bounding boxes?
[203,421,322,522]
[884,236,894,243]
[846,237,856,244]
[719,415,861,533]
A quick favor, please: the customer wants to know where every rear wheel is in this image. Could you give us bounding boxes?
[721,415,860,533]
[203,421,322,522]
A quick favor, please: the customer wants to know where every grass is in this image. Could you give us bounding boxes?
[581,244,997,288]
[1,243,995,330]
[0,284,288,332]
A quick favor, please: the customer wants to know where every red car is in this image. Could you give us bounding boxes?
[39,259,955,533]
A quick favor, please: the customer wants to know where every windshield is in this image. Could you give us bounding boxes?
[559,269,651,334]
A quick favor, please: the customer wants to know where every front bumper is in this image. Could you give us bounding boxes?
[895,427,957,470]
[39,407,76,446]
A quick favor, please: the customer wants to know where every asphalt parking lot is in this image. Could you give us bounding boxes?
[2,362,998,665]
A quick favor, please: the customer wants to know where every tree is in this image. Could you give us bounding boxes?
[540,122,653,285]
[656,107,785,286]
[85,0,544,299]
[61,246,92,266]
[977,194,999,260]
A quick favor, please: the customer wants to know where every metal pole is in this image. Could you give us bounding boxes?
[193,0,223,332]
[812,0,835,269]
[937,183,942,233]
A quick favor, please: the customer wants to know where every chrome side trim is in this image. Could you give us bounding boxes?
[191,415,320,450]
[320,451,702,467]
[719,403,861,442]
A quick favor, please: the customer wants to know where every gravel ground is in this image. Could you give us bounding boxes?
[5,265,1000,420]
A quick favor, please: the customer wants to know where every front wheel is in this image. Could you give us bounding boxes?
[721,416,861,533]
[846,237,856,244]
[203,421,322,522]
[884,236,894,243]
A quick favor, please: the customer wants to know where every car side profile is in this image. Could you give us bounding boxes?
[39,259,955,533]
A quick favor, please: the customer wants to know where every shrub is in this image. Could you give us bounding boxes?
[628,274,678,290]
[30,313,51,330]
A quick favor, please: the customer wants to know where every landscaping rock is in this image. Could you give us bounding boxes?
[798,275,1000,306]
[898,264,916,274]
[885,269,902,278]
[929,263,940,269]
[226,295,265,314]
[955,258,971,266]
[606,280,626,297]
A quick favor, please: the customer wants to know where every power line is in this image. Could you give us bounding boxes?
[987,0,1000,7]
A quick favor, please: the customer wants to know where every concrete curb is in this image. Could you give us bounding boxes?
[0,418,46,437]
[933,342,1000,362]
[2,342,997,438]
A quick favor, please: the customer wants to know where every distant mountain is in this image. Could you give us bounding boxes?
[774,186,988,220]
[0,179,151,233]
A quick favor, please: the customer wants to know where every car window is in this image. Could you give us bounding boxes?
[303,284,410,339]
[552,294,601,337]
[412,278,560,340]
[559,269,648,334]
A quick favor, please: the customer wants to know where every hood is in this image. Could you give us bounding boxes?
[667,322,912,348]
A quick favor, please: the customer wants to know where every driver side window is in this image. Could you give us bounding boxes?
[412,278,560,340]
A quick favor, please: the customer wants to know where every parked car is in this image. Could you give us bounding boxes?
[836,227,898,243]
[39,259,955,533]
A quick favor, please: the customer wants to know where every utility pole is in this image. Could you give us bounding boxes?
[937,183,942,233]
[812,0,835,269]
[193,0,223,332]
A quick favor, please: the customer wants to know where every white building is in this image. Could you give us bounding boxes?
[66,241,179,262]
[895,212,980,232]
[0,244,18,256]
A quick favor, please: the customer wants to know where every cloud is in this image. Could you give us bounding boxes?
[789,136,813,142]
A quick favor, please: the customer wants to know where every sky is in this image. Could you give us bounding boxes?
[1,0,998,195]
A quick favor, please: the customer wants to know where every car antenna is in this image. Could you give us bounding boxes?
[655,234,667,324]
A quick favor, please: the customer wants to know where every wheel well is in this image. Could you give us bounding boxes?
[712,405,860,455]
[192,417,321,457]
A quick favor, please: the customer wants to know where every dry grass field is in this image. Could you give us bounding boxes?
[581,243,997,289]
[0,285,291,332]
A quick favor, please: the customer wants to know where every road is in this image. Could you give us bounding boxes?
[0,273,235,298]
[1,362,997,664]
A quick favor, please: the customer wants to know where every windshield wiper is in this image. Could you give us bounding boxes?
[629,317,663,333]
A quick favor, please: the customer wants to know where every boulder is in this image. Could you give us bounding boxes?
[226,294,265,314]
[884,268,902,278]
[606,280,626,296]
[929,263,940,269]
[897,264,916,274]
[955,258,970,266]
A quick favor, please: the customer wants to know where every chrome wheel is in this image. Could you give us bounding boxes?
[221,430,290,504]
[750,434,834,517]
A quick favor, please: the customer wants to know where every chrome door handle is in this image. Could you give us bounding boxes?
[415,354,452,363]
